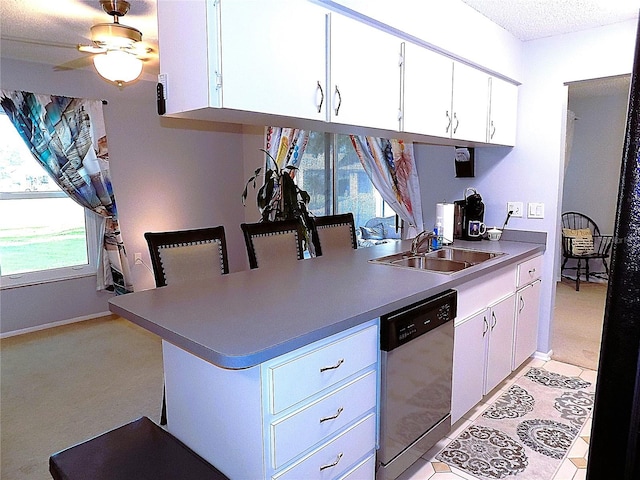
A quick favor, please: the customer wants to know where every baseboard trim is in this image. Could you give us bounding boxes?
[0,311,114,339]
[534,350,552,362]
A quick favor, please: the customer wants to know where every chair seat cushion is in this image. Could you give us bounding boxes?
[49,417,228,480]
[563,228,595,255]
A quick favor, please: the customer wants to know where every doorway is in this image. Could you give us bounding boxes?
[552,74,630,370]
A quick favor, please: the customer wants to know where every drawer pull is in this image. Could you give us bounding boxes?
[320,358,344,373]
[320,452,343,471]
[320,407,344,423]
[529,268,536,275]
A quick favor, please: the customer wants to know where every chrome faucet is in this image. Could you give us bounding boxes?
[410,230,438,255]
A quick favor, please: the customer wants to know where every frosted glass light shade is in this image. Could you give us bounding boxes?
[93,50,143,86]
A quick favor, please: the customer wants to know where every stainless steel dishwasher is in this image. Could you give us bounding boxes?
[377,289,457,480]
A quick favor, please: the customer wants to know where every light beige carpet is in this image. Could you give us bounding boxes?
[552,280,606,371]
[0,315,163,480]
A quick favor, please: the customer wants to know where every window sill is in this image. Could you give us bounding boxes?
[0,269,97,290]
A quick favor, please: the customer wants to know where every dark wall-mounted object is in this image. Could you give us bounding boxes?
[454,147,474,177]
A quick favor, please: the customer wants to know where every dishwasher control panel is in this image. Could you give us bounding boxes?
[380,289,457,351]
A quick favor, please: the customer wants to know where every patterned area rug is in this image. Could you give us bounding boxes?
[437,367,594,480]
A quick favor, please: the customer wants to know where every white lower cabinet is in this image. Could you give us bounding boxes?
[163,320,379,480]
[484,294,517,394]
[513,279,542,369]
[452,254,542,424]
[451,310,486,424]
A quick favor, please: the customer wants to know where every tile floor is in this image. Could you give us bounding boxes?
[397,358,597,480]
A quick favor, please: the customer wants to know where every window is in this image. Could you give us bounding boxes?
[0,111,98,288]
[296,132,398,241]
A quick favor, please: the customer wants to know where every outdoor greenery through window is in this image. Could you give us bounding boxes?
[296,132,398,241]
[0,111,95,285]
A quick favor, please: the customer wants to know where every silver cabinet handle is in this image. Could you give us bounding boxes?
[320,358,344,372]
[445,110,452,133]
[529,268,536,275]
[519,296,525,313]
[483,316,488,337]
[490,120,496,139]
[316,81,324,113]
[453,112,460,134]
[491,311,497,330]
[334,85,342,116]
[320,407,344,423]
[320,452,343,471]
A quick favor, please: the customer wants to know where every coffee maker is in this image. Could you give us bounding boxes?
[454,188,485,241]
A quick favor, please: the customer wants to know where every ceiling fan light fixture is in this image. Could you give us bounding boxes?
[93,50,143,87]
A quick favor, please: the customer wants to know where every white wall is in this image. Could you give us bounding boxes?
[563,84,628,234]
[0,58,248,334]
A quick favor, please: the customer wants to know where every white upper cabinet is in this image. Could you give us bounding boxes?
[219,1,328,120]
[402,42,454,137]
[488,77,518,146]
[451,62,490,143]
[403,44,490,143]
[329,14,403,131]
[157,0,328,121]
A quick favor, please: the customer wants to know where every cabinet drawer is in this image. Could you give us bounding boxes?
[273,414,376,480]
[268,325,378,414]
[517,255,543,288]
[456,264,517,321]
[271,370,376,469]
[337,454,375,480]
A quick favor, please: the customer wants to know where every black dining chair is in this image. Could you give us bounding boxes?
[560,212,613,291]
[144,226,229,424]
[240,220,305,269]
[309,213,357,257]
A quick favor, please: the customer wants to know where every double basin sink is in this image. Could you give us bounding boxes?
[370,246,505,274]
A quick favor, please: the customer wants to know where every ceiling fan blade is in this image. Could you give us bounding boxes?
[78,44,107,54]
[54,55,96,71]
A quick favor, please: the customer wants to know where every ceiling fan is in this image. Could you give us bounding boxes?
[77,0,153,86]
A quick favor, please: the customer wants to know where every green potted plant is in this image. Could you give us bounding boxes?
[242,149,313,249]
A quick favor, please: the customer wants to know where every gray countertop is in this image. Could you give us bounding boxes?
[109,235,545,369]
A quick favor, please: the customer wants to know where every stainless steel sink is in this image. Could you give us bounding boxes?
[370,247,505,274]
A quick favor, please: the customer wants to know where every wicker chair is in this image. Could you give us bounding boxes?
[561,212,613,291]
[309,213,357,257]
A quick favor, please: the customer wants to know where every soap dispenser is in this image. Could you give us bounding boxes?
[432,217,443,250]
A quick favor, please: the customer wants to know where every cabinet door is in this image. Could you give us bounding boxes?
[488,77,518,146]
[330,14,402,131]
[452,310,487,424]
[402,42,453,137]
[451,62,490,143]
[513,280,541,369]
[220,0,328,120]
[484,294,516,394]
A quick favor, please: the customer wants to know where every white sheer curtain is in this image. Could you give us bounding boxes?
[349,136,424,238]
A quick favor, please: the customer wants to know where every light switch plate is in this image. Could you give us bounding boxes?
[528,202,544,219]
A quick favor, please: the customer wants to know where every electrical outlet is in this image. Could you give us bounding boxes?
[507,202,523,218]
[134,253,143,265]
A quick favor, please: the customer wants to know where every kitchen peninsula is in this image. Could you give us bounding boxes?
[109,235,544,479]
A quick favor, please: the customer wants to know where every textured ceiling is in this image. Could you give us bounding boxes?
[1,0,639,81]
[460,0,640,41]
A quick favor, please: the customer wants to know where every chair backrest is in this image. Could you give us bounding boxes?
[144,226,229,287]
[561,212,601,236]
[241,220,305,269]
[310,213,357,257]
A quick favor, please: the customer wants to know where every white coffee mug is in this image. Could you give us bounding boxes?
[487,228,502,241]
